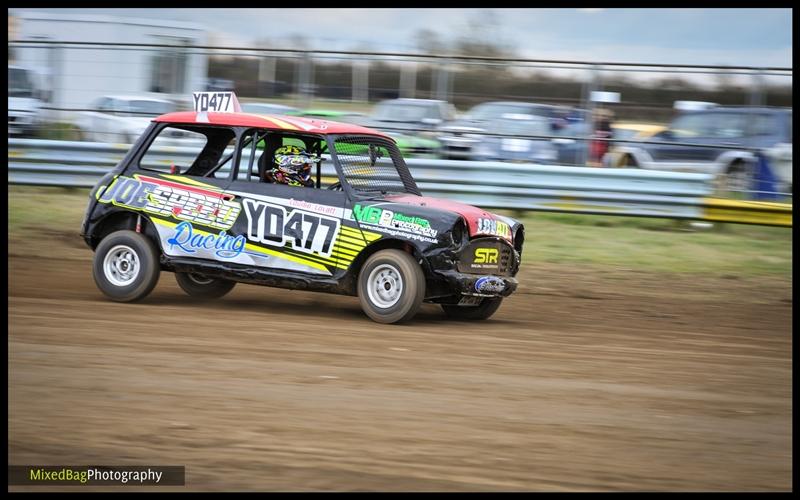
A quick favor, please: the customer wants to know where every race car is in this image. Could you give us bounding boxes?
[81,92,524,324]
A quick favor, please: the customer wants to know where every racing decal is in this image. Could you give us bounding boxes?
[351,204,439,243]
[242,199,340,257]
[476,218,512,240]
[475,276,505,294]
[98,175,240,230]
[457,239,510,275]
[167,221,246,259]
[474,248,499,264]
[152,218,331,275]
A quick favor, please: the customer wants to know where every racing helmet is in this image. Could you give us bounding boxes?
[270,145,317,187]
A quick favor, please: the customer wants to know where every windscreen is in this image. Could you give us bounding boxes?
[9,68,33,97]
[333,135,420,195]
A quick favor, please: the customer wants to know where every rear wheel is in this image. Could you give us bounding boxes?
[93,230,160,302]
[174,272,236,299]
[442,297,504,321]
[717,160,752,198]
[358,249,425,324]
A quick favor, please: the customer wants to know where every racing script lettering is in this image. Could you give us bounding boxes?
[243,199,339,257]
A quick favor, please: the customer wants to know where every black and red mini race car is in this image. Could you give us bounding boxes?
[81,93,524,323]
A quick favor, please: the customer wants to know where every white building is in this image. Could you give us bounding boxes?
[10,12,208,118]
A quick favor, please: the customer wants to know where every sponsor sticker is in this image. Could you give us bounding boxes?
[476,218,512,240]
[475,276,505,294]
[352,204,438,239]
[98,175,241,230]
[474,247,499,264]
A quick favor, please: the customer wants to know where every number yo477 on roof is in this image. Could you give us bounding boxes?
[80,92,525,324]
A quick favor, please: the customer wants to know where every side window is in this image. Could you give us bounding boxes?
[235,130,331,188]
[670,113,714,138]
[748,113,778,137]
[711,113,747,139]
[139,125,235,177]
[95,97,111,111]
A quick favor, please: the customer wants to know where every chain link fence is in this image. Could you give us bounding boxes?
[8,40,793,200]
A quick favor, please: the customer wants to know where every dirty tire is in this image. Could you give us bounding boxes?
[93,230,160,302]
[175,272,236,299]
[358,249,425,324]
[442,297,504,321]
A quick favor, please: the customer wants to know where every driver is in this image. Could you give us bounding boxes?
[264,145,317,187]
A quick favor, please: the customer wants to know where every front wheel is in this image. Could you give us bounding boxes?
[357,249,425,324]
[442,297,504,321]
[174,272,236,299]
[93,230,161,302]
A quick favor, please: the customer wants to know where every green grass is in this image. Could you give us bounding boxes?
[514,211,792,276]
[8,186,792,277]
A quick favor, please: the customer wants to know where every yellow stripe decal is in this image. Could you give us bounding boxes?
[336,234,367,248]
[261,116,300,130]
[332,245,360,257]
[334,240,366,252]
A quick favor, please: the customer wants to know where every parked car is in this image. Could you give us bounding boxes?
[471,116,560,164]
[437,101,583,160]
[363,98,457,137]
[74,95,178,143]
[81,95,525,324]
[8,65,45,137]
[301,108,442,158]
[602,122,666,168]
[607,106,793,193]
[294,109,365,123]
[205,78,235,92]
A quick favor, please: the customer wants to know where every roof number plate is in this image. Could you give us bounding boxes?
[192,92,241,113]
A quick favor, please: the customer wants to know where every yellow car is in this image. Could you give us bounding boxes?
[603,122,666,168]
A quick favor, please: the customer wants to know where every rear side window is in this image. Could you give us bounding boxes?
[138,125,235,178]
[749,113,779,136]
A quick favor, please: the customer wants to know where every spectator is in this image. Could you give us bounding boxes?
[589,108,614,166]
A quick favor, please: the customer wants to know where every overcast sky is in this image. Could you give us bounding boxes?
[10,8,793,68]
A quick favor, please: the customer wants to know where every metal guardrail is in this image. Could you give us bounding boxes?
[8,139,792,227]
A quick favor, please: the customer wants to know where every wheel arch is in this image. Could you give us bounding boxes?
[343,238,427,295]
[88,210,162,254]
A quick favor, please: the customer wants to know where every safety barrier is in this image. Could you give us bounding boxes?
[8,139,792,227]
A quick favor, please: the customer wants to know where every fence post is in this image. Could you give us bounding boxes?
[749,68,764,106]
[258,55,276,98]
[399,60,417,99]
[352,58,369,102]
[435,58,450,102]
[578,64,601,167]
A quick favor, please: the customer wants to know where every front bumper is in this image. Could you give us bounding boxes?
[434,269,518,299]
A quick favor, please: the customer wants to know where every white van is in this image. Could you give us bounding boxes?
[8,65,45,137]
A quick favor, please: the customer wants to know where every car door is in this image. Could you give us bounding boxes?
[101,123,242,263]
[222,130,348,278]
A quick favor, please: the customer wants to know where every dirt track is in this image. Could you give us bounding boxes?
[8,231,793,491]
